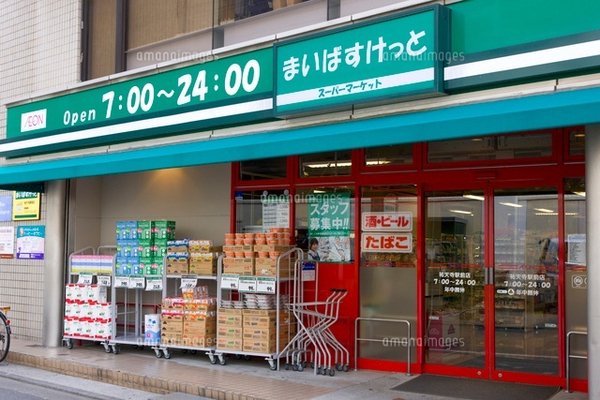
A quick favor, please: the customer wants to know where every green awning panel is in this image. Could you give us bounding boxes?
[1,85,599,185]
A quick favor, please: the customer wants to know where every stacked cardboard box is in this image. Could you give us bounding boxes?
[63,284,112,340]
[222,230,293,276]
[242,309,294,353]
[166,238,189,275]
[217,308,243,351]
[182,296,217,348]
[189,239,220,276]
[160,297,184,345]
[116,220,175,276]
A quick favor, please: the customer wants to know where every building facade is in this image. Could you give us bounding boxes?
[0,0,599,395]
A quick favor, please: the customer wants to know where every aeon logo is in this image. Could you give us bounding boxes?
[21,109,47,132]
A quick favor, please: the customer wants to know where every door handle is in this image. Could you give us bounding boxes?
[484,267,495,285]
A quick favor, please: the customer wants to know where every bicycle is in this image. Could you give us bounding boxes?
[0,306,10,362]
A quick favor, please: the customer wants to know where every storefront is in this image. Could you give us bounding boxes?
[1,1,599,394]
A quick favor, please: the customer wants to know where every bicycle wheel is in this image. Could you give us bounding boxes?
[0,312,10,363]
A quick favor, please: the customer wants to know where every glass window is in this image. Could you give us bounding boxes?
[127,0,214,50]
[235,189,290,233]
[219,0,309,24]
[567,127,585,157]
[494,187,559,375]
[427,132,553,163]
[564,178,587,379]
[294,187,354,262]
[239,157,287,180]
[364,144,413,167]
[359,185,418,364]
[299,151,352,177]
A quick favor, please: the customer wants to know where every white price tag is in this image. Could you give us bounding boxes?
[221,274,239,290]
[238,277,257,292]
[256,277,276,294]
[129,276,145,289]
[180,276,198,289]
[115,276,130,288]
[77,273,93,285]
[146,278,163,291]
[97,274,112,287]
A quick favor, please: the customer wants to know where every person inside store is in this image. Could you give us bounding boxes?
[308,238,320,261]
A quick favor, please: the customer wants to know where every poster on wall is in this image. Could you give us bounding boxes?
[308,193,351,262]
[16,225,45,260]
[262,197,290,230]
[0,195,12,222]
[12,191,41,221]
[0,226,15,259]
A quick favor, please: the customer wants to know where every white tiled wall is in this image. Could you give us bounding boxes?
[0,1,81,341]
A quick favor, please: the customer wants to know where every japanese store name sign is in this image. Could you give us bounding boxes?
[3,49,273,157]
[274,5,450,115]
[362,212,413,253]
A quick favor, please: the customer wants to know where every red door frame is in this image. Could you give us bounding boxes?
[230,129,585,389]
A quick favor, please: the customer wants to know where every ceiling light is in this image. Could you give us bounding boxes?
[534,208,554,213]
[573,191,586,197]
[463,194,485,201]
[449,209,473,216]
[499,202,523,208]
[305,161,351,168]
[365,160,392,166]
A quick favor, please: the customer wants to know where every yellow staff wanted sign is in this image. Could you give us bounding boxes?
[13,191,40,220]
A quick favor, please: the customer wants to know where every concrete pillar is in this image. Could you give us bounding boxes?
[585,124,600,398]
[42,180,67,347]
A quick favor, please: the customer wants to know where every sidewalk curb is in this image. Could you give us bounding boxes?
[6,350,261,400]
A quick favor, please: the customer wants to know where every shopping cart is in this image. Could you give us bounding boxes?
[284,288,349,376]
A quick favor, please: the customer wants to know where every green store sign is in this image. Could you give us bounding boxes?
[2,5,450,157]
[274,5,450,115]
[3,49,274,157]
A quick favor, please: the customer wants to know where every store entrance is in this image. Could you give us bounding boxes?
[424,184,559,380]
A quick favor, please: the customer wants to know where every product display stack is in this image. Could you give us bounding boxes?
[160,297,184,345]
[217,307,244,351]
[242,308,294,353]
[63,284,112,340]
[181,286,217,348]
[217,229,297,357]
[189,239,220,275]
[116,220,176,276]
[165,238,189,275]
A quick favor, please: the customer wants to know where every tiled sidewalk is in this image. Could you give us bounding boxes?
[5,337,373,399]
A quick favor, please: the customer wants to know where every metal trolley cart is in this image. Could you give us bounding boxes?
[280,259,351,376]
[108,263,162,354]
[215,248,303,370]
[63,246,116,353]
[153,257,219,361]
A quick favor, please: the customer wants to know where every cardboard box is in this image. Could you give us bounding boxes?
[166,256,189,275]
[272,0,286,9]
[242,327,278,341]
[218,308,243,316]
[137,221,154,241]
[184,299,216,312]
[223,258,255,275]
[153,220,176,240]
[218,314,243,327]
[243,309,292,322]
[254,257,292,277]
[188,239,214,253]
[242,339,287,353]
[189,255,218,275]
[181,334,216,348]
[217,338,243,351]
[161,320,183,333]
[217,326,243,338]
[253,244,292,253]
[161,333,182,346]
[167,239,189,253]
[243,317,277,329]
